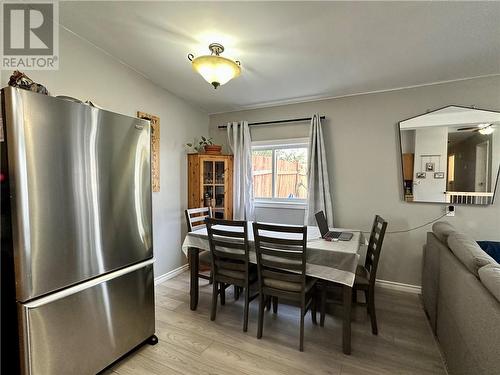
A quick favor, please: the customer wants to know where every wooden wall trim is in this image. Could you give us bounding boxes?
[137,111,160,192]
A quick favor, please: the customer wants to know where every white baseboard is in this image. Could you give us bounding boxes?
[153,265,422,294]
[375,279,421,294]
[154,264,189,285]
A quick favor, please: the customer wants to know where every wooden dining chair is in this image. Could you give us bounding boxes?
[252,222,317,352]
[206,218,258,332]
[185,207,213,283]
[319,215,387,335]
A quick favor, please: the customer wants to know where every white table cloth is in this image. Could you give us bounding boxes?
[181,223,362,287]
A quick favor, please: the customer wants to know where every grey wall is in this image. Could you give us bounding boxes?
[209,76,500,287]
[401,130,415,154]
[1,27,209,278]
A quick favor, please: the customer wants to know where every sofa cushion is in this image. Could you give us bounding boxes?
[432,222,456,243]
[478,264,500,302]
[447,233,496,276]
[477,241,500,263]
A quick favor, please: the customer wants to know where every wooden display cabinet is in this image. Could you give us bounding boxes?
[188,154,233,220]
[402,153,414,181]
[402,153,415,201]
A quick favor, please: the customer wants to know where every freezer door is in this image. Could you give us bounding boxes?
[3,88,152,302]
[18,260,155,375]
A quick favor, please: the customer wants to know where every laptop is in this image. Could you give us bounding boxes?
[315,211,353,241]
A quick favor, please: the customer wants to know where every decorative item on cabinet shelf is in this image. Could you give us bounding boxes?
[204,192,212,207]
[185,136,222,155]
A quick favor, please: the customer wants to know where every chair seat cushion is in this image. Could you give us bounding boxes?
[199,250,212,264]
[355,265,370,285]
[218,268,257,282]
[264,277,316,292]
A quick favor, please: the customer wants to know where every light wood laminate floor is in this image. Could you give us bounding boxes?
[103,271,446,375]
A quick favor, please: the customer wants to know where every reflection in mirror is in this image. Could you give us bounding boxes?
[399,106,500,205]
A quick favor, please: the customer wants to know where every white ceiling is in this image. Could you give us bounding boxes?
[60,1,500,114]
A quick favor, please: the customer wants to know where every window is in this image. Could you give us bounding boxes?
[252,139,308,203]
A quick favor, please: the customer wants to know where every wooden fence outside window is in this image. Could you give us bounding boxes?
[252,155,307,199]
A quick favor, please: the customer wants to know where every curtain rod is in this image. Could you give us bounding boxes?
[217,116,326,129]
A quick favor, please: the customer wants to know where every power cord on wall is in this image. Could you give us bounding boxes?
[361,212,448,235]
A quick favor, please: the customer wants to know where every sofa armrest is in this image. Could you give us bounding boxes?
[437,247,500,375]
[422,232,447,333]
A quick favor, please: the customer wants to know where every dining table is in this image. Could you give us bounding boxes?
[181,222,363,355]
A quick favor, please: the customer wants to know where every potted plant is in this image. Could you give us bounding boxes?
[185,136,222,155]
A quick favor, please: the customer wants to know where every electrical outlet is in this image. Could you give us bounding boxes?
[445,205,455,217]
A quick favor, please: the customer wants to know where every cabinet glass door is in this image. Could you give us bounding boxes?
[215,162,225,184]
[213,161,226,218]
[202,160,214,207]
[201,159,226,218]
[203,161,213,184]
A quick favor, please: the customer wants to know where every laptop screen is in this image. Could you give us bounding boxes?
[314,211,329,237]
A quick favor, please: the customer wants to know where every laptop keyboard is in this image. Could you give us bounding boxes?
[324,231,342,240]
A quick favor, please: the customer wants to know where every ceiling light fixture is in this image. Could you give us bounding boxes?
[188,43,241,89]
[478,124,494,135]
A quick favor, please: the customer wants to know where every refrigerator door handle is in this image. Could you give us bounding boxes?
[23,258,154,309]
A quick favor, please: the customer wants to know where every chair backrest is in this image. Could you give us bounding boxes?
[206,218,250,282]
[364,215,388,284]
[252,222,308,295]
[185,207,212,232]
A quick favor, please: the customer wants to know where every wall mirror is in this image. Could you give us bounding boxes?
[399,105,500,205]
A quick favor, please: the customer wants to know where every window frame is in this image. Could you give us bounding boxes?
[251,138,309,207]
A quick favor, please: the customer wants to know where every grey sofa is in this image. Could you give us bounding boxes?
[422,222,500,375]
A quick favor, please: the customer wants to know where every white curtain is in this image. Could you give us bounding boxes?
[227,121,255,220]
[305,114,334,226]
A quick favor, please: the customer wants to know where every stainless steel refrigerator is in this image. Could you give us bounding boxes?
[1,87,157,375]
